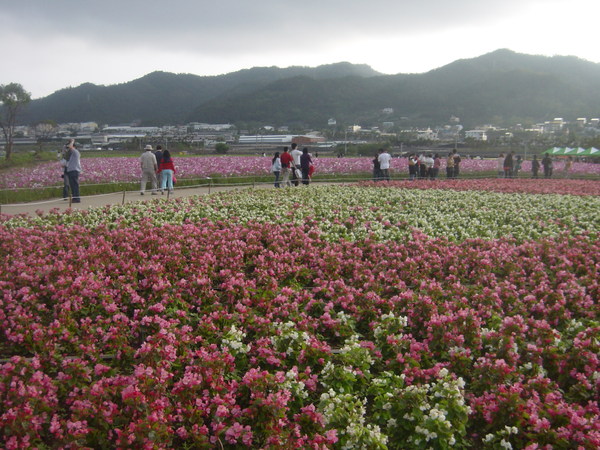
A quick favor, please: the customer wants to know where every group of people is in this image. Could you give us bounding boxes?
[498,153,564,179]
[271,143,315,187]
[140,145,176,195]
[372,148,392,181]
[405,149,461,180]
[498,151,523,178]
[59,139,82,202]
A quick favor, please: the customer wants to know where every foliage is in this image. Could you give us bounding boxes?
[0,83,32,160]
[17,50,600,128]
[215,142,229,154]
[19,64,380,126]
[4,183,598,245]
[0,187,598,447]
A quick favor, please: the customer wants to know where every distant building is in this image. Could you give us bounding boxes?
[188,123,234,131]
[382,108,394,115]
[292,135,326,146]
[417,128,438,141]
[465,130,488,141]
[238,135,294,144]
[328,118,337,126]
[550,118,565,132]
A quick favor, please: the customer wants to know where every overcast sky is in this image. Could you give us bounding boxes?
[2,0,599,99]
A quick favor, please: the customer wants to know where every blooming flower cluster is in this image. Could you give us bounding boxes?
[0,182,599,448]
[3,183,599,244]
[1,155,599,189]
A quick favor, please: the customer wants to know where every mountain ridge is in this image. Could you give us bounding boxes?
[18,50,600,128]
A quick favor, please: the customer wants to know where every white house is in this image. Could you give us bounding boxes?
[465,130,488,141]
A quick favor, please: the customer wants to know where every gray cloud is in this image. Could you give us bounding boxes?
[0,0,591,98]
[2,0,534,51]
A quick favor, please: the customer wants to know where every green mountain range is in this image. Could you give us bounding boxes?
[19,49,600,128]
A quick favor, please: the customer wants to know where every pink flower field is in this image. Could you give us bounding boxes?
[1,181,599,449]
[359,178,600,196]
[1,156,599,189]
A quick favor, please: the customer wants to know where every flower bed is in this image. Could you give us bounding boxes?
[360,178,600,196]
[1,156,599,189]
[3,185,599,244]
[1,184,599,448]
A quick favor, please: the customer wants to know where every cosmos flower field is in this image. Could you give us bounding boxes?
[2,155,599,190]
[1,180,599,448]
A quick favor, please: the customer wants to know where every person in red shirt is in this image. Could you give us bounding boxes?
[158,150,176,193]
[279,146,293,187]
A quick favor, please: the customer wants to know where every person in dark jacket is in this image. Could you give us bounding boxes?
[503,152,514,178]
[300,148,313,185]
[531,155,540,178]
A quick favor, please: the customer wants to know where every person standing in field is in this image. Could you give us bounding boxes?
[542,154,553,178]
[423,153,434,179]
[158,149,176,193]
[432,154,441,179]
[446,152,455,178]
[65,139,81,203]
[497,153,505,178]
[377,148,392,181]
[418,153,428,179]
[513,155,522,177]
[290,143,302,186]
[563,156,573,178]
[140,145,158,195]
[503,151,514,178]
[408,153,418,181]
[452,149,461,178]
[280,146,293,187]
[300,147,313,185]
[373,152,382,181]
[531,155,540,178]
[271,151,282,188]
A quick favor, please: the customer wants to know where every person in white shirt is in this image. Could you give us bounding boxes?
[423,153,434,179]
[497,153,505,178]
[140,145,158,195]
[290,143,303,186]
[271,151,282,188]
[377,148,392,181]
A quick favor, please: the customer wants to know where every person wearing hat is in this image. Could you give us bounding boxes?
[140,145,158,195]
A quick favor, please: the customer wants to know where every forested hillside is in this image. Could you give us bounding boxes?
[19,50,600,128]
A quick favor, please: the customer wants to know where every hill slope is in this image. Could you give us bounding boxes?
[19,50,600,128]
[20,62,381,126]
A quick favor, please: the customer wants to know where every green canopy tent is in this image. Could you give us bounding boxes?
[542,147,599,156]
[582,147,600,156]
[542,147,569,155]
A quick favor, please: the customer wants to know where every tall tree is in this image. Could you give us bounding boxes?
[0,83,31,160]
